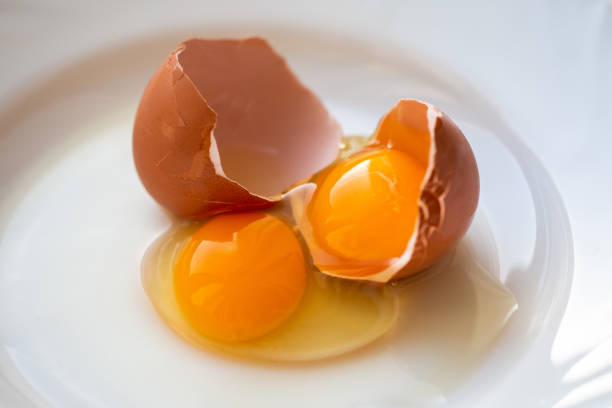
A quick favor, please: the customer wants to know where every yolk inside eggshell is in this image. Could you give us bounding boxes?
[299,119,431,280]
[295,99,479,282]
[308,149,426,267]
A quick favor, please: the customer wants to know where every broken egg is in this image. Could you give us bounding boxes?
[135,38,484,362]
[293,99,479,282]
[141,211,399,361]
[133,37,341,219]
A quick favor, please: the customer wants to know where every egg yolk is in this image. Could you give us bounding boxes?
[308,149,426,265]
[173,212,307,342]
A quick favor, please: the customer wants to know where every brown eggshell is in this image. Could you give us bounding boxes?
[294,99,479,283]
[133,37,342,219]
[367,99,480,281]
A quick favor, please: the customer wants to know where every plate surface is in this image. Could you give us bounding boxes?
[0,28,572,407]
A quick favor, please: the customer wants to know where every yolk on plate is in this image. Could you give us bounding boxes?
[307,149,426,274]
[173,212,306,342]
[142,214,399,362]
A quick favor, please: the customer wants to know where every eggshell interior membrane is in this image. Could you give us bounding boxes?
[133,37,342,219]
[295,99,479,283]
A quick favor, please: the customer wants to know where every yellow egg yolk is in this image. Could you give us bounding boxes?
[308,149,426,266]
[173,212,307,342]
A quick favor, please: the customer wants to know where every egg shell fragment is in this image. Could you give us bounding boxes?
[133,37,342,219]
[366,99,480,281]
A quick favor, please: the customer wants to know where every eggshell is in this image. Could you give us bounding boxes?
[296,99,479,283]
[133,37,341,219]
[369,99,480,281]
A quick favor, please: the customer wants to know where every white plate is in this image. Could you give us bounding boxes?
[0,27,572,407]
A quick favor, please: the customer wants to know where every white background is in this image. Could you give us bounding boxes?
[1,1,611,406]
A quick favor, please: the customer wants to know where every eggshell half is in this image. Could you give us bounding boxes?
[368,99,480,281]
[133,37,342,219]
[295,99,479,283]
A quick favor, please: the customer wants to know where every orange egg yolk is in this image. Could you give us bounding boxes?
[308,149,426,264]
[173,212,307,342]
